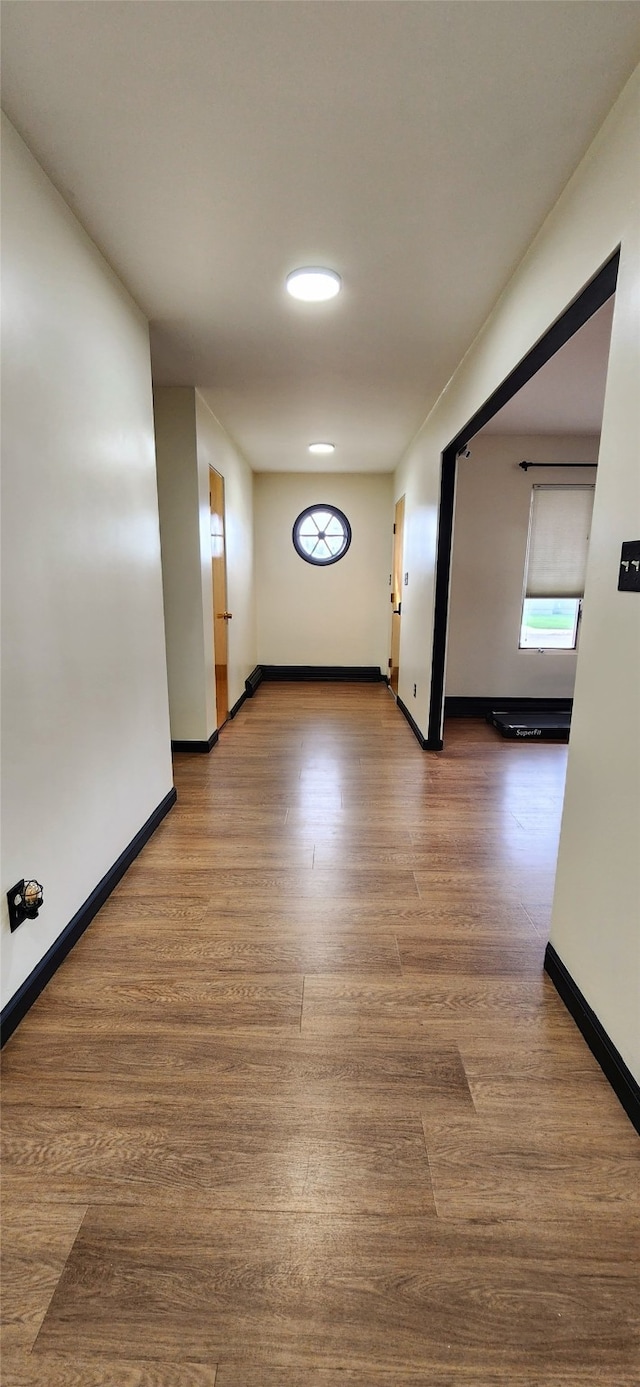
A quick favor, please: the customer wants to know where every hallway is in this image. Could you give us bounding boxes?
[1,684,638,1384]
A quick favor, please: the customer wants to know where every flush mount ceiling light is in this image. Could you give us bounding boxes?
[308,442,335,455]
[286,268,342,302]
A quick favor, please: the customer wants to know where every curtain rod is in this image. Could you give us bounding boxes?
[519,461,597,472]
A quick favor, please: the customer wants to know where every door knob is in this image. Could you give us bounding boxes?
[218,611,233,620]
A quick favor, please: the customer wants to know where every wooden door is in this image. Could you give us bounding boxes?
[389,496,405,695]
[209,468,230,727]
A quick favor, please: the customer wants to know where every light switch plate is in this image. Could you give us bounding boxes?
[618,540,640,592]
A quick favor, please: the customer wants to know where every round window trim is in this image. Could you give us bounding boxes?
[292,504,352,566]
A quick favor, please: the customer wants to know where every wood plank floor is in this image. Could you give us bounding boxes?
[2,684,638,1385]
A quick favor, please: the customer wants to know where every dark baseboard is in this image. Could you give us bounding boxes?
[396,695,428,750]
[245,665,264,697]
[171,730,219,754]
[259,665,386,683]
[445,696,573,719]
[229,690,248,719]
[245,665,386,692]
[544,943,640,1135]
[0,787,177,1048]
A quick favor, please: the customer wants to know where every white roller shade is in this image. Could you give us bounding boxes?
[525,485,595,598]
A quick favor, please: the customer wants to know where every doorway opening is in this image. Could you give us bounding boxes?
[427,250,619,751]
[444,300,614,732]
[389,495,405,695]
[209,467,230,728]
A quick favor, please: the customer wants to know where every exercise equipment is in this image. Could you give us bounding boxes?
[489,708,571,741]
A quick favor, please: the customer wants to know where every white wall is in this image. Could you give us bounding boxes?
[154,387,256,740]
[446,436,599,698]
[1,116,173,1010]
[395,68,640,1079]
[154,389,210,741]
[255,473,393,669]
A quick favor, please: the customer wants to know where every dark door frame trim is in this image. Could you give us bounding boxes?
[425,249,620,751]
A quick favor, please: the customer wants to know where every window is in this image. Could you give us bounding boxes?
[292,505,352,565]
[520,597,581,650]
[519,485,594,650]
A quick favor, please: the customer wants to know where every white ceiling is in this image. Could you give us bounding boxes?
[482,298,615,437]
[2,2,639,473]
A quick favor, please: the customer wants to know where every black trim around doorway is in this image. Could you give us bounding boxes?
[427,250,620,749]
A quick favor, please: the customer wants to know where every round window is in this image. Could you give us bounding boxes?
[292,505,352,565]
